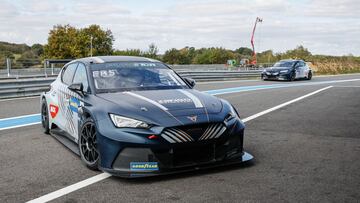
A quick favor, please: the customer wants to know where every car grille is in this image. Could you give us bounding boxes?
[173,145,215,166]
[160,123,226,143]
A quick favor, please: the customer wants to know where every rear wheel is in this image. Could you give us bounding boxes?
[307,71,312,80]
[41,98,50,134]
[79,118,99,170]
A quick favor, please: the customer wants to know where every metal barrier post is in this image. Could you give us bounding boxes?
[44,60,47,78]
[51,63,54,75]
[6,58,11,77]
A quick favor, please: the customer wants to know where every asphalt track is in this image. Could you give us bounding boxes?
[0,74,359,202]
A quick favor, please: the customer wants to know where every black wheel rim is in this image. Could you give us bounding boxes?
[41,103,48,128]
[291,73,295,80]
[80,122,99,164]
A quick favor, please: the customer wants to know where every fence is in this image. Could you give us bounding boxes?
[0,58,266,99]
[0,58,71,79]
[0,58,271,78]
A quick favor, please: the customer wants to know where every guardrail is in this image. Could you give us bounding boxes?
[0,70,262,99]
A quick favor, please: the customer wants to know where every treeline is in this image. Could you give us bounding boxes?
[0,41,44,68]
[1,24,360,74]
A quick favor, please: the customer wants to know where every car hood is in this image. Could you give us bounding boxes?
[265,67,292,72]
[95,89,224,126]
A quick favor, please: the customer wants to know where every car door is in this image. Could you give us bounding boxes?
[303,62,310,78]
[294,62,302,78]
[299,61,307,78]
[69,63,90,141]
[58,62,79,139]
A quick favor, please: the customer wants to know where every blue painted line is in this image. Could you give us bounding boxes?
[0,78,359,130]
[0,114,41,130]
[204,78,360,95]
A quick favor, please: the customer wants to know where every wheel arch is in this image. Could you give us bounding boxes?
[79,107,98,127]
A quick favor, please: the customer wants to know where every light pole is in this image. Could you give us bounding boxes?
[90,35,93,57]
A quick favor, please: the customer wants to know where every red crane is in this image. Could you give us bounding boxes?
[250,17,263,65]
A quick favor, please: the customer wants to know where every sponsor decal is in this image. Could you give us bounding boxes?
[130,162,159,171]
[158,98,192,104]
[187,115,197,122]
[69,97,80,113]
[92,70,116,78]
[134,63,156,67]
[49,104,59,118]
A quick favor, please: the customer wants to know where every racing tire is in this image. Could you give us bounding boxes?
[41,98,50,134]
[79,118,100,171]
[261,75,267,81]
[289,72,296,82]
[307,71,312,80]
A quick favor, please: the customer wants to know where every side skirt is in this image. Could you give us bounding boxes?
[50,128,80,156]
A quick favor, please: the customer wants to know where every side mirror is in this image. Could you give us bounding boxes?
[183,77,196,88]
[68,83,84,96]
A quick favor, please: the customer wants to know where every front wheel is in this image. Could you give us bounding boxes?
[289,72,296,81]
[79,118,99,170]
[307,71,312,80]
[41,98,50,134]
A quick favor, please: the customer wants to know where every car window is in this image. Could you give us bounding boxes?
[274,61,295,67]
[62,63,78,85]
[73,63,89,92]
[90,62,188,92]
[300,61,306,67]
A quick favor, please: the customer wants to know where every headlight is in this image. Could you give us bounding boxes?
[109,114,149,128]
[280,70,289,73]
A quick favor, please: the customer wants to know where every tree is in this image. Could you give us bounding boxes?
[163,48,182,64]
[256,50,277,63]
[44,24,78,59]
[44,24,114,59]
[31,44,44,56]
[282,45,312,60]
[113,49,144,56]
[193,47,234,64]
[77,25,114,57]
[162,47,196,64]
[235,47,253,56]
[145,43,158,59]
[17,50,41,68]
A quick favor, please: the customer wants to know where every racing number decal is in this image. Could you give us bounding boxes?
[49,104,59,118]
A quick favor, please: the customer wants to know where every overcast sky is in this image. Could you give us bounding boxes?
[0,0,359,55]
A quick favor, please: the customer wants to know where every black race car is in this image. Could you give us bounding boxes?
[261,59,312,81]
[40,56,253,177]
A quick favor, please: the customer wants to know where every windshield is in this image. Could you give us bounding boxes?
[273,61,295,67]
[90,62,188,93]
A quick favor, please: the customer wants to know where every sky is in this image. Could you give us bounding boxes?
[0,0,359,55]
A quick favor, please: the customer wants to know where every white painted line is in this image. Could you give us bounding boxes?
[314,73,360,78]
[0,96,39,102]
[0,122,41,131]
[24,86,333,203]
[242,86,333,123]
[26,173,112,203]
[333,85,360,88]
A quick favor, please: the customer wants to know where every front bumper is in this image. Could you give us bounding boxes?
[261,72,290,80]
[100,151,253,178]
[96,119,253,178]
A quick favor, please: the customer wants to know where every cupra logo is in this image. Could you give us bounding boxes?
[187,115,197,122]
